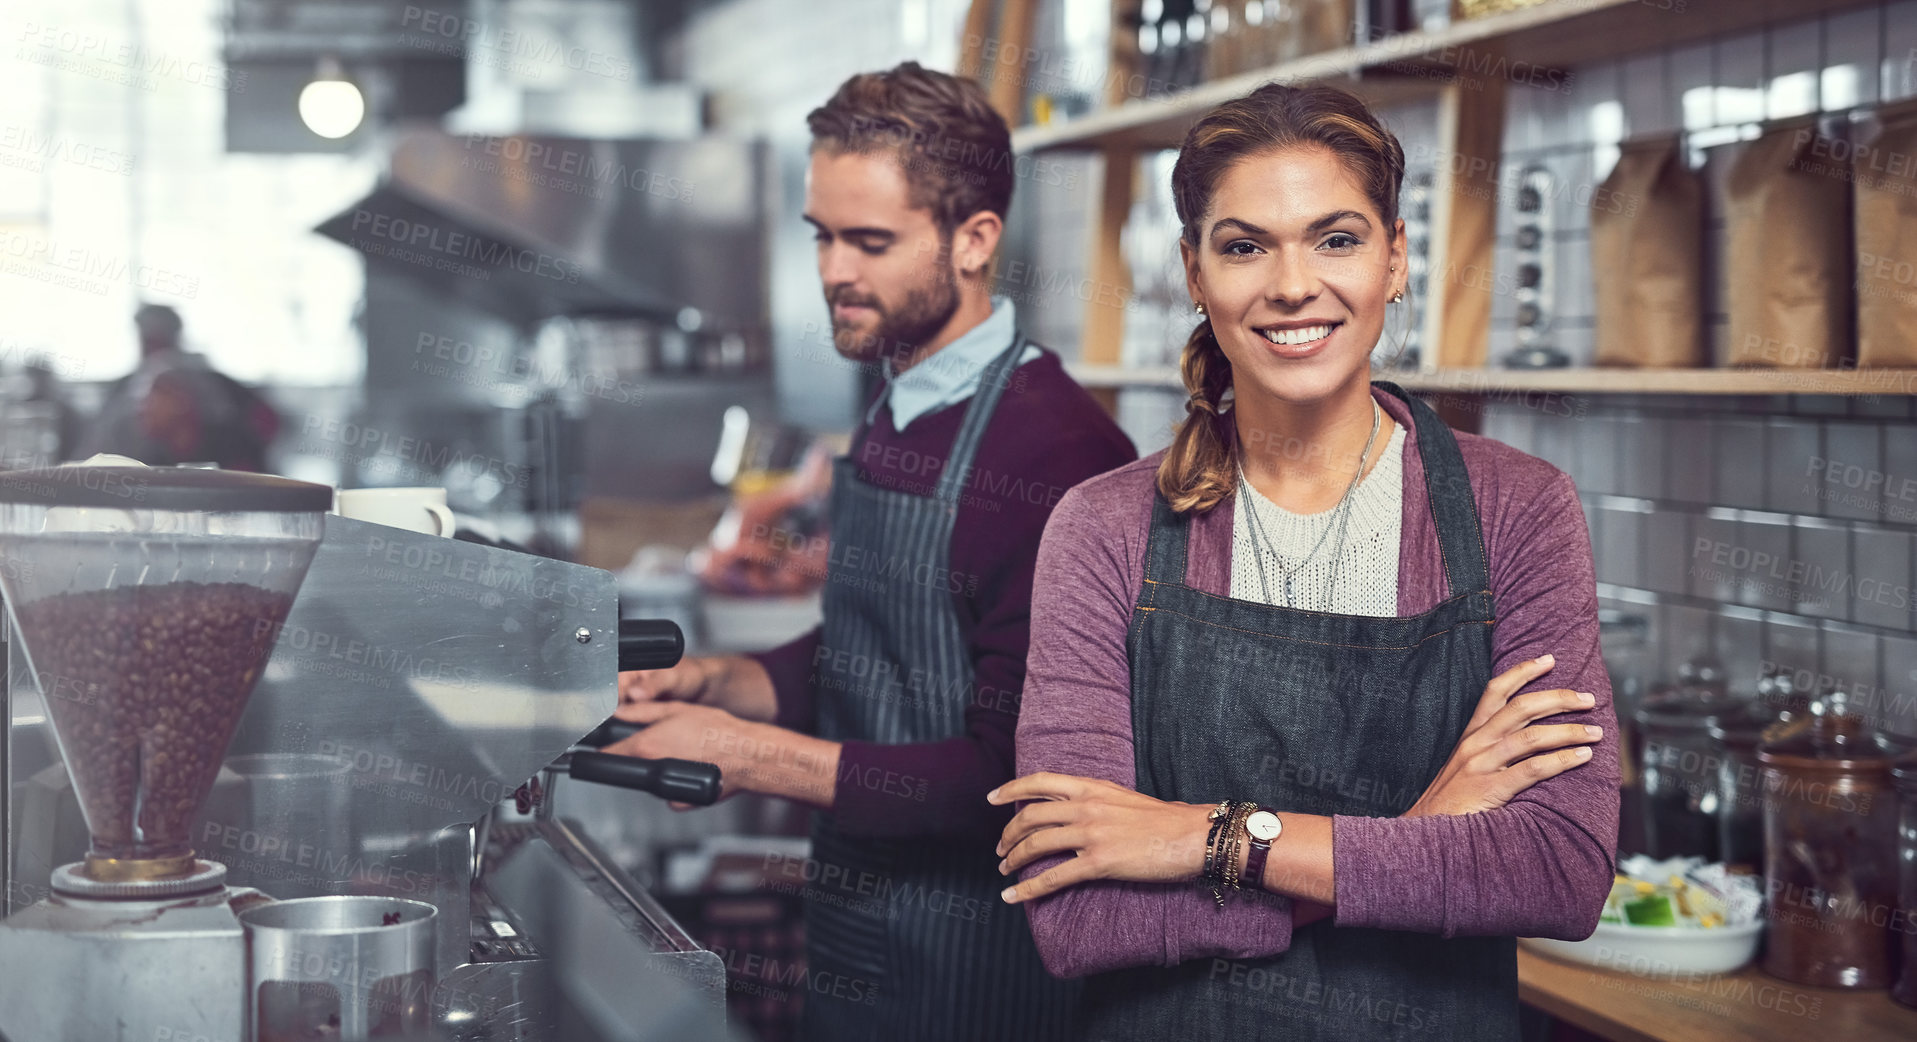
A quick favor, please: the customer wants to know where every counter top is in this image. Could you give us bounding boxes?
[1517,948,1917,1042]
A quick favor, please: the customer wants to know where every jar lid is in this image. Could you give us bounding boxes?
[0,466,331,512]
[1633,690,1739,732]
[1758,708,1907,770]
[1704,700,1781,744]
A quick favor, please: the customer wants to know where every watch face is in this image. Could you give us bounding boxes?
[1246,811,1282,842]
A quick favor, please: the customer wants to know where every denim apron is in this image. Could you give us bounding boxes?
[801,333,1080,1042]
[1081,383,1516,1042]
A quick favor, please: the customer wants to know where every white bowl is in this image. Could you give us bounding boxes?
[1520,919,1763,977]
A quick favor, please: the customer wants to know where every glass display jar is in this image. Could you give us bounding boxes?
[1634,684,1737,860]
[1892,753,1917,1010]
[1757,690,1905,989]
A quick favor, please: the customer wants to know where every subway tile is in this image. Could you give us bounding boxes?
[1789,520,1849,620]
[1660,603,1719,684]
[1765,418,1824,516]
[1665,417,1715,503]
[1579,414,1622,495]
[1822,625,1884,705]
[1883,634,1917,737]
[1531,412,1581,476]
[1717,608,1767,696]
[1883,420,1917,526]
[1534,65,1581,149]
[1621,52,1676,138]
[1714,419,1768,509]
[1824,6,1882,111]
[1643,509,1692,596]
[1616,414,1668,500]
[1596,503,1644,588]
[1505,81,1550,153]
[1767,15,1823,120]
[1690,514,1740,601]
[1557,230,1595,321]
[1849,394,1913,420]
[1663,43,1713,135]
[1885,1,1917,102]
[1481,405,1537,455]
[1734,517,1794,612]
[1790,393,1850,417]
[1820,422,1883,521]
[1763,613,1823,678]
[1851,527,1915,630]
[1715,32,1768,126]
[1582,496,1600,553]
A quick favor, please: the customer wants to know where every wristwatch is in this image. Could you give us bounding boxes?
[1240,808,1282,892]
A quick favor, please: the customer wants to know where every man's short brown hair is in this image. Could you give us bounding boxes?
[806,62,1014,234]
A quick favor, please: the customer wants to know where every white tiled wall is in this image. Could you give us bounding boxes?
[1480,2,1917,736]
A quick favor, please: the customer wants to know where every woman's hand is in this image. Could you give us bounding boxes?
[987,774,1214,904]
[1403,654,1602,818]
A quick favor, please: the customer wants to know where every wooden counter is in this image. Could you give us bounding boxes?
[1517,947,1917,1042]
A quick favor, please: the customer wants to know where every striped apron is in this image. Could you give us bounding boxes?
[801,333,1080,1042]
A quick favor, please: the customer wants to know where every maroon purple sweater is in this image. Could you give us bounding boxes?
[1015,386,1620,977]
[750,349,1136,840]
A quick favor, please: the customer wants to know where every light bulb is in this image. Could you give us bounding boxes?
[298,77,364,139]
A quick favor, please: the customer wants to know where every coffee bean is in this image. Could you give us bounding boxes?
[15,583,295,862]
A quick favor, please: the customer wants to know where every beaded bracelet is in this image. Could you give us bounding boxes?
[1202,800,1231,907]
[1222,801,1255,894]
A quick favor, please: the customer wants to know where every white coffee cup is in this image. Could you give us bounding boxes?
[334,487,456,536]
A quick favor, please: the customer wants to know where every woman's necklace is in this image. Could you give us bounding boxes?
[1238,399,1381,610]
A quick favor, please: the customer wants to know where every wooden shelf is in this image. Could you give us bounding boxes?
[1066,364,1917,396]
[1517,947,1917,1042]
[1013,0,1875,154]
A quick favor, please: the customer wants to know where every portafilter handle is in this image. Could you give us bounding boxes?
[618,617,684,672]
[567,751,723,806]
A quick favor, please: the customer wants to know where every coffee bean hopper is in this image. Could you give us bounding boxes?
[0,466,732,1042]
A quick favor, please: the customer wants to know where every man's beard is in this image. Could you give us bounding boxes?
[827,262,961,367]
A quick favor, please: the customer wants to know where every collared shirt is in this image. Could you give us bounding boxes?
[871,297,1041,432]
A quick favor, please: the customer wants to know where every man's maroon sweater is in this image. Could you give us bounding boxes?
[749,348,1135,840]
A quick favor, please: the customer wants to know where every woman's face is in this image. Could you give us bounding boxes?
[1181,145,1406,408]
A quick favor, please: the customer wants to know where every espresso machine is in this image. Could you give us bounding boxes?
[0,465,729,1041]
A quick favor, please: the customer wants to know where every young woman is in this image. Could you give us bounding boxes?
[988,84,1619,1041]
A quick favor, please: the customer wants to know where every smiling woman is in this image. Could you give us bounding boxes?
[994,84,1620,1042]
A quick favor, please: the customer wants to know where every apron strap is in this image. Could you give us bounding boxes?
[1372,380,1492,598]
[932,332,1032,501]
[1142,492,1190,587]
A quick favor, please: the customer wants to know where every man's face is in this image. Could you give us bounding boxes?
[804,149,959,364]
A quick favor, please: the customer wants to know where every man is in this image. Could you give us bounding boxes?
[79,304,279,470]
[612,62,1135,1041]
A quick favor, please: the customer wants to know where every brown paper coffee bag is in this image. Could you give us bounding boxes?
[1854,100,1917,367]
[1724,119,1853,368]
[1592,136,1705,367]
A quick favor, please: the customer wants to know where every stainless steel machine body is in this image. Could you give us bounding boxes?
[2,515,726,1040]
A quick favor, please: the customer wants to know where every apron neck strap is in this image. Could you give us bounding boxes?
[1372,380,1491,597]
[931,332,1031,500]
[1144,382,1491,598]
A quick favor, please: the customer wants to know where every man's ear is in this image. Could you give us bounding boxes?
[951,209,1004,278]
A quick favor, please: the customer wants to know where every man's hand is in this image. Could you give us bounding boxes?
[618,655,778,723]
[604,701,840,809]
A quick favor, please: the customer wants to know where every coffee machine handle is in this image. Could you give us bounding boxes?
[567,752,722,806]
[618,618,685,672]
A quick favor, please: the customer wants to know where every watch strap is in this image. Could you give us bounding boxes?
[1241,807,1277,894]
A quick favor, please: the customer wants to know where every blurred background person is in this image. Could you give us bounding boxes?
[78,304,281,471]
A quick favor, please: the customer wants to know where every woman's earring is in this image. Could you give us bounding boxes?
[1194,301,1206,315]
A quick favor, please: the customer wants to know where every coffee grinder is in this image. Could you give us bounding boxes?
[0,465,331,1041]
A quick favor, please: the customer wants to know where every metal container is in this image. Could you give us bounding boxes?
[241,895,438,1041]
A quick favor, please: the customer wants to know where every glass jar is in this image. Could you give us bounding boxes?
[1634,683,1737,860]
[1892,754,1917,1010]
[1709,699,1781,874]
[1757,690,1905,989]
